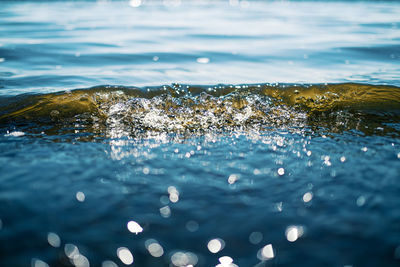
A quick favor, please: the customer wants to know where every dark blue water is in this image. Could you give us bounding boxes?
[1,1,400,267]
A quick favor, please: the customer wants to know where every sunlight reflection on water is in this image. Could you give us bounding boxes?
[0,0,399,95]
[0,1,400,267]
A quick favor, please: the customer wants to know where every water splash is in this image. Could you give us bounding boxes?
[1,83,400,139]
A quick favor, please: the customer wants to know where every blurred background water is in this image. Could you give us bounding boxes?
[0,0,399,95]
[1,1,400,267]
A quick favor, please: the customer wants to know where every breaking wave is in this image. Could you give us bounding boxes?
[1,83,400,139]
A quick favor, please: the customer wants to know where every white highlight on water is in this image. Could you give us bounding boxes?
[76,191,85,202]
[145,239,164,257]
[197,57,210,64]
[285,226,304,242]
[208,238,225,253]
[258,244,275,260]
[5,131,25,137]
[303,192,313,203]
[47,232,61,247]
[127,221,143,234]
[129,0,141,8]
[117,247,134,265]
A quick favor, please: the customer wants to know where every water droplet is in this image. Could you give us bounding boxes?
[171,251,198,266]
[168,186,179,203]
[160,206,171,218]
[64,244,79,259]
[228,174,239,184]
[258,244,274,260]
[73,254,90,267]
[129,0,142,8]
[127,221,143,234]
[323,155,332,166]
[303,192,313,203]
[275,202,283,212]
[277,168,285,176]
[117,247,134,265]
[196,57,210,64]
[169,192,179,203]
[145,239,164,257]
[219,256,233,265]
[76,191,85,202]
[356,196,366,207]
[47,232,61,247]
[208,238,225,253]
[286,226,300,242]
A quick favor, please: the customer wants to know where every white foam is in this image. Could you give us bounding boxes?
[5,131,25,137]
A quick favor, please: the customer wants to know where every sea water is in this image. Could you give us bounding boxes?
[0,1,400,267]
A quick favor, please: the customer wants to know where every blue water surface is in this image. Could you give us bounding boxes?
[0,0,400,95]
[1,132,400,267]
[1,1,400,267]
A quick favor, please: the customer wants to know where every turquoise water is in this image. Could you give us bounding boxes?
[1,1,400,267]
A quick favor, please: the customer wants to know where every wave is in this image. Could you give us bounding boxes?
[1,83,400,138]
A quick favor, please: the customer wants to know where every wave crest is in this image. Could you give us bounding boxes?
[1,83,400,138]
